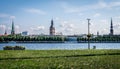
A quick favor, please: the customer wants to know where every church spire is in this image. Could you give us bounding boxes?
[4,29,7,36]
[11,20,15,35]
[51,19,54,27]
[110,18,114,35]
[111,18,113,28]
[50,19,55,35]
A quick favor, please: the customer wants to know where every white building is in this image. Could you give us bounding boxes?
[22,31,28,36]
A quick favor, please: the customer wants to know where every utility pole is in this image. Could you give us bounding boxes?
[87,19,91,49]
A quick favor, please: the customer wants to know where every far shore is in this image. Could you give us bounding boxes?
[0,41,120,43]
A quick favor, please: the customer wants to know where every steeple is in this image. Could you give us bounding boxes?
[110,18,114,35]
[50,19,55,35]
[4,29,7,36]
[97,31,99,36]
[50,19,54,27]
[11,20,15,35]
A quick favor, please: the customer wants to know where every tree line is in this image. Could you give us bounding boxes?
[1,35,120,43]
[77,35,120,43]
[0,35,66,42]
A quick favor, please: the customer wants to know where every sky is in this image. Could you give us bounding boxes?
[0,0,120,35]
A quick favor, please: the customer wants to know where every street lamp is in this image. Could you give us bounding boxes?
[87,18,91,49]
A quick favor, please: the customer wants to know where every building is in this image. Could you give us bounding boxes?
[97,31,99,36]
[22,31,28,36]
[11,20,15,35]
[49,19,55,35]
[109,18,114,35]
[4,29,7,36]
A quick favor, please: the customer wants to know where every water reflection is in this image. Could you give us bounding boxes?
[0,43,120,50]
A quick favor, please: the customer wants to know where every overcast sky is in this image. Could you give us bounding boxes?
[0,0,120,35]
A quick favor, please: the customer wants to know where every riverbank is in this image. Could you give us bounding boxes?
[78,41,120,43]
[0,41,65,43]
[0,50,120,69]
[1,41,120,43]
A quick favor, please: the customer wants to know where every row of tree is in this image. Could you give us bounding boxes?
[0,35,66,42]
[77,35,120,42]
[1,35,120,43]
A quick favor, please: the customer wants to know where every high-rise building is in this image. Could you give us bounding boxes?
[49,19,55,35]
[109,18,114,35]
[11,20,15,35]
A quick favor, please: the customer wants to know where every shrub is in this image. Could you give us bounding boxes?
[3,46,14,50]
[3,46,25,50]
[14,46,25,50]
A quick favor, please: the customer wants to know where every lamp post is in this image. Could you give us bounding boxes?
[87,19,91,49]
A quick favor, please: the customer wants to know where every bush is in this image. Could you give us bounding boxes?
[93,46,96,49]
[3,46,14,50]
[14,46,25,50]
[3,46,25,50]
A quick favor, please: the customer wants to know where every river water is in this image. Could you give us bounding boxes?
[0,43,120,50]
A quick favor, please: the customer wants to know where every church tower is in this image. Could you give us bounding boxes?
[109,18,114,35]
[50,19,55,35]
[97,31,99,36]
[4,29,7,36]
[11,20,15,35]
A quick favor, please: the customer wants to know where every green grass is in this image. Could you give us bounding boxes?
[0,50,120,69]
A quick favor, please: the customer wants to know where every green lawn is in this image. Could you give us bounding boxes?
[0,50,120,69]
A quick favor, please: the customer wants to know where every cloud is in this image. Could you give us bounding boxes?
[7,27,11,31]
[30,25,45,31]
[115,16,120,19]
[29,25,45,35]
[0,24,6,30]
[63,23,75,32]
[0,25,6,34]
[114,24,120,29]
[0,13,9,18]
[10,16,16,19]
[0,13,16,20]
[101,28,109,35]
[59,21,68,27]
[15,25,20,29]
[37,26,45,30]
[99,19,108,23]
[67,23,74,28]
[93,13,101,17]
[65,28,73,32]
[109,2,120,8]
[97,1,107,8]
[61,1,120,13]
[112,24,120,34]
[59,21,76,34]
[15,25,20,33]
[78,13,83,16]
[25,8,46,15]
[61,3,80,13]
[55,17,60,21]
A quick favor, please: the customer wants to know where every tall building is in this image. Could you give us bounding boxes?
[11,20,15,35]
[49,19,55,35]
[109,18,114,35]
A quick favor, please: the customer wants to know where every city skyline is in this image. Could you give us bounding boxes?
[0,0,120,35]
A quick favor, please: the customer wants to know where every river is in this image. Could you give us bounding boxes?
[0,43,120,50]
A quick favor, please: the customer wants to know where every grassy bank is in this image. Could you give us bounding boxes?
[0,50,120,69]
